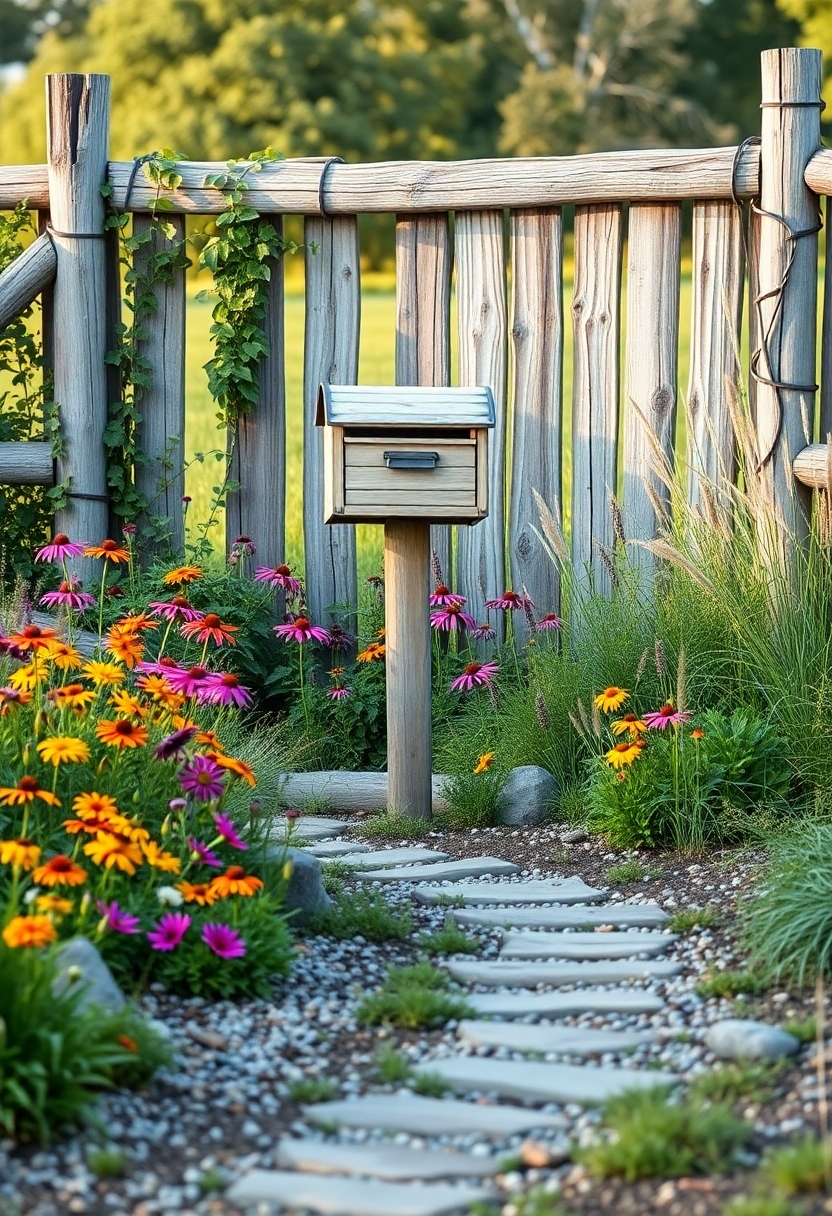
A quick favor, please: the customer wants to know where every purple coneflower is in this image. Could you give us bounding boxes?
[166,665,213,697]
[536,613,563,631]
[155,726,198,761]
[197,672,254,709]
[148,595,203,623]
[35,534,86,563]
[485,589,534,612]
[179,756,226,802]
[327,686,352,700]
[471,622,497,642]
[450,661,500,692]
[213,812,247,851]
[147,911,191,951]
[643,703,692,730]
[188,836,223,868]
[231,535,256,556]
[40,580,96,611]
[284,808,301,821]
[430,603,476,632]
[327,624,354,653]
[202,923,247,960]
[254,564,303,597]
[96,899,140,935]
[274,616,331,645]
[429,584,466,608]
[137,655,185,678]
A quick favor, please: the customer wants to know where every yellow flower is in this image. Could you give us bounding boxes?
[0,837,42,869]
[162,565,203,585]
[109,689,147,718]
[3,915,57,948]
[35,894,74,916]
[8,663,43,691]
[51,683,96,713]
[594,686,629,713]
[105,629,144,669]
[141,840,181,874]
[83,832,143,876]
[0,776,61,807]
[176,880,217,906]
[474,752,495,774]
[605,741,642,769]
[45,641,83,671]
[72,791,120,820]
[36,736,91,766]
[611,713,647,739]
[357,642,385,662]
[81,660,126,687]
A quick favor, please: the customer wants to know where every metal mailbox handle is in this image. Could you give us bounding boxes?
[384,451,440,469]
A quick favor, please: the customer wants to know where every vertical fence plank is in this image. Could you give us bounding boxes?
[134,214,187,557]
[622,203,682,565]
[571,203,622,597]
[687,201,744,504]
[227,230,285,571]
[455,210,507,630]
[303,215,360,625]
[36,212,54,373]
[822,197,832,443]
[395,214,453,586]
[46,73,110,569]
[755,47,822,543]
[509,208,562,637]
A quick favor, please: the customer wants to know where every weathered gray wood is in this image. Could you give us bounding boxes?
[823,199,832,443]
[803,147,832,195]
[622,203,682,566]
[455,210,507,630]
[37,212,54,373]
[571,203,622,596]
[303,216,359,625]
[0,233,56,332]
[747,202,762,430]
[104,224,122,541]
[0,442,53,484]
[133,214,186,557]
[227,229,285,571]
[687,201,744,504]
[0,166,51,210]
[792,443,832,489]
[755,48,822,544]
[395,214,453,586]
[47,74,110,569]
[385,519,432,820]
[509,209,562,635]
[278,770,450,814]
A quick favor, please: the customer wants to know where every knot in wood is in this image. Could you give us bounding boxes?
[650,385,675,418]
[516,530,533,561]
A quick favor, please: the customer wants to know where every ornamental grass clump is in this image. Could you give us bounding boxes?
[356,961,473,1029]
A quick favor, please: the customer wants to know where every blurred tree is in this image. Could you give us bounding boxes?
[775,0,832,104]
[0,0,92,63]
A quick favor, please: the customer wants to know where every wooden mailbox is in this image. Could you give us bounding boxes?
[316,384,495,524]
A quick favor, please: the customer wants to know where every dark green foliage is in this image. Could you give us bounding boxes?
[604,859,648,885]
[410,1070,450,1097]
[354,812,430,841]
[287,1077,338,1103]
[764,1137,831,1195]
[668,907,721,933]
[690,1059,787,1106]
[439,770,504,829]
[695,969,769,999]
[87,1148,129,1178]
[417,923,481,957]
[782,1016,817,1044]
[356,962,473,1029]
[374,1045,411,1084]
[305,883,412,943]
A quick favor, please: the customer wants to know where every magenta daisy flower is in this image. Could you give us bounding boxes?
[202,923,247,960]
[147,911,191,951]
[166,665,213,697]
[254,564,304,597]
[430,603,476,632]
[40,580,96,611]
[471,622,497,642]
[536,613,563,631]
[643,703,693,730]
[188,836,223,869]
[429,585,466,608]
[450,661,500,692]
[35,534,86,563]
[326,686,352,700]
[148,596,203,623]
[485,589,533,612]
[197,672,254,709]
[96,899,140,935]
[179,756,226,801]
[274,616,331,645]
[213,812,247,851]
[155,726,198,761]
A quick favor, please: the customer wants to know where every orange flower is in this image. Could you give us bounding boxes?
[118,1034,139,1053]
[205,751,256,787]
[208,865,263,898]
[3,915,57,948]
[136,675,182,709]
[0,775,61,807]
[84,539,130,563]
[162,565,203,585]
[176,880,218,906]
[180,613,238,647]
[0,838,42,869]
[594,687,629,713]
[106,629,144,669]
[473,752,494,774]
[195,730,225,753]
[32,854,88,887]
[9,623,57,652]
[117,613,159,633]
[72,791,120,820]
[611,713,648,739]
[109,689,147,718]
[691,728,706,741]
[356,642,385,662]
[50,683,96,713]
[96,719,149,749]
[83,831,143,876]
[141,840,181,874]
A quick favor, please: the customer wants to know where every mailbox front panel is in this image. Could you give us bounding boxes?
[343,437,477,518]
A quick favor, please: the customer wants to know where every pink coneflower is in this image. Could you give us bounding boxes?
[96,899,140,935]
[137,655,185,678]
[485,589,533,612]
[148,596,203,623]
[40,580,96,611]
[180,756,226,802]
[231,535,256,556]
[429,585,466,608]
[471,622,497,642]
[147,911,191,951]
[197,672,254,709]
[285,808,301,821]
[254,564,303,597]
[430,603,476,632]
[274,616,331,645]
[327,624,354,653]
[188,837,223,869]
[35,535,86,563]
[327,686,352,700]
[643,703,692,730]
[180,613,238,647]
[202,923,246,960]
[166,665,212,697]
[451,661,500,692]
[536,613,563,631]
[213,812,247,851]
[155,726,198,761]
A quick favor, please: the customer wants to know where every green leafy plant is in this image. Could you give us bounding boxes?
[355,812,431,841]
[696,969,769,999]
[604,859,647,885]
[782,1016,817,1043]
[417,922,481,957]
[439,769,504,829]
[305,886,412,943]
[669,906,721,933]
[374,1044,411,1084]
[87,1147,129,1178]
[356,962,473,1030]
[410,1070,451,1097]
[288,1077,338,1104]
[764,1137,830,1195]
[690,1059,787,1106]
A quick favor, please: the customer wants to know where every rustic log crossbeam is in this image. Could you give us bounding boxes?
[0,231,56,332]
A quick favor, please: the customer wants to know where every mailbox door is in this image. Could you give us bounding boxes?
[343,436,477,518]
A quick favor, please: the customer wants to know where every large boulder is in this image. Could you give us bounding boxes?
[266,845,333,926]
[704,1019,800,1061]
[53,937,125,1014]
[496,765,559,826]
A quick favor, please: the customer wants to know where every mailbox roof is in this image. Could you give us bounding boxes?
[316,384,496,428]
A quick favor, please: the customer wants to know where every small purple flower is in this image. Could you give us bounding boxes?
[485,590,533,612]
[327,624,355,653]
[536,613,563,631]
[35,535,86,563]
[326,686,352,700]
[471,622,497,642]
[430,604,476,632]
[169,797,188,813]
[196,672,254,709]
[450,660,500,692]
[155,726,198,761]
[284,808,301,821]
[180,756,225,802]
[166,665,212,697]
[213,812,247,851]
[188,836,223,868]
[96,899,140,935]
[202,923,247,960]
[148,597,203,623]
[254,564,303,597]
[40,580,96,611]
[147,912,191,952]
[274,617,330,645]
[429,585,466,608]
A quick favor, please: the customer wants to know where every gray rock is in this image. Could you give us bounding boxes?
[562,828,589,843]
[499,929,676,960]
[411,1057,676,1105]
[414,877,603,907]
[269,846,333,926]
[304,839,370,857]
[337,847,451,870]
[275,1139,501,1180]
[444,957,683,989]
[457,1020,653,1056]
[496,765,559,825]
[360,857,520,884]
[52,937,125,1013]
[468,989,664,1019]
[304,1093,565,1136]
[226,1170,490,1215]
[453,903,668,929]
[704,1019,801,1061]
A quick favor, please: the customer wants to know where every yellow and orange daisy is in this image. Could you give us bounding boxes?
[0,775,61,807]
[611,713,648,739]
[194,730,225,753]
[109,689,147,718]
[162,565,203,585]
[0,687,33,713]
[116,613,159,633]
[473,752,495,774]
[141,840,181,874]
[3,914,57,948]
[176,881,217,906]
[35,893,74,916]
[605,741,642,769]
[691,727,706,741]
[9,623,57,652]
[8,663,44,692]
[204,751,256,787]
[95,719,149,749]
[84,539,130,563]
[50,683,96,713]
[32,854,88,887]
[136,675,182,709]
[594,686,629,714]
[356,641,385,663]
[0,837,42,869]
[81,660,126,687]
[72,790,120,820]
[105,629,144,669]
[36,736,90,767]
[208,865,264,899]
[83,831,143,876]
[45,641,83,670]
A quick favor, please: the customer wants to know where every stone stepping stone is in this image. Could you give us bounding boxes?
[275,816,349,842]
[304,840,371,857]
[359,857,520,884]
[499,930,676,961]
[468,989,664,1019]
[445,958,683,988]
[454,904,668,930]
[303,1094,565,1136]
[336,847,451,870]
[275,1138,502,1180]
[226,1170,489,1215]
[414,877,602,906]
[411,1058,676,1107]
[457,1019,653,1056]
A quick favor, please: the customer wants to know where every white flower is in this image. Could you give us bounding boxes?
[23,887,40,905]
[157,885,183,907]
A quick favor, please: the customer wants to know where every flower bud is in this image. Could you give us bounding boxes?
[161,815,171,837]
[282,860,295,882]
[249,799,262,818]
[169,798,187,813]
[284,808,301,821]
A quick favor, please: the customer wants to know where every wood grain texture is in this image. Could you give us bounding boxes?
[622,203,682,566]
[571,204,622,597]
[803,147,832,195]
[0,442,53,484]
[0,232,56,331]
[47,74,110,572]
[395,214,453,585]
[686,201,744,505]
[303,215,360,626]
[455,211,507,630]
[385,519,432,819]
[792,442,832,489]
[755,48,822,543]
[821,198,832,442]
[509,208,562,638]
[227,231,286,571]
[278,770,450,814]
[133,214,186,557]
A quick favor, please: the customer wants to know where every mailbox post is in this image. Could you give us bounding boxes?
[316,384,495,819]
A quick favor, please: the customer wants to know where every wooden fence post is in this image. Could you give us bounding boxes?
[755,47,823,543]
[46,73,110,571]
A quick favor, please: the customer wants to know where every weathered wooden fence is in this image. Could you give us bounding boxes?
[2,49,832,631]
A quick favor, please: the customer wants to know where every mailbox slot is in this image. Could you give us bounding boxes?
[384,451,440,469]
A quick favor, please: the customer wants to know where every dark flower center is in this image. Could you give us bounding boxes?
[226,866,245,880]
[18,777,39,792]
[220,674,239,687]
[464,663,481,676]
[53,534,69,546]
[187,667,207,679]
[276,564,291,575]
[115,721,135,736]
[202,614,221,628]
[102,540,118,551]
[172,595,189,608]
[294,618,310,630]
